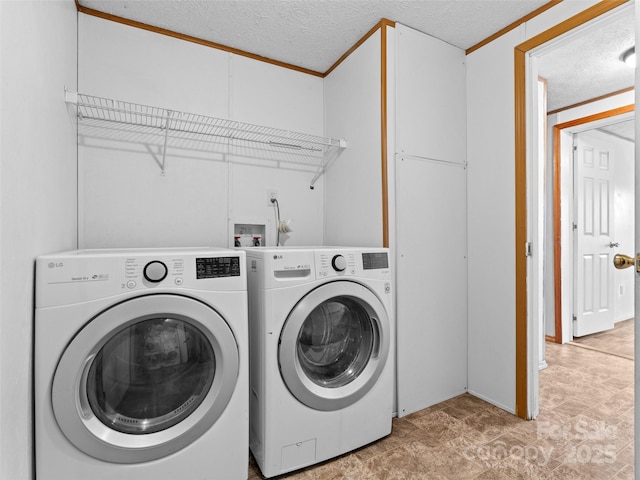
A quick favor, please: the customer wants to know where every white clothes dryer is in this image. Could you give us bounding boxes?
[34,248,248,480]
[245,247,394,478]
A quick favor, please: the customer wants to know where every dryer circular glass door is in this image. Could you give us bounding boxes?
[51,294,239,464]
[279,281,390,411]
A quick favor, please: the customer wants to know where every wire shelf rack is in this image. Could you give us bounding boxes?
[65,90,346,186]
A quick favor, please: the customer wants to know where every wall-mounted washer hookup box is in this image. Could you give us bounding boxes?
[233,223,266,248]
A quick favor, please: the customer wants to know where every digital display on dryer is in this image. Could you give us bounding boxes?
[196,256,241,278]
[362,252,388,270]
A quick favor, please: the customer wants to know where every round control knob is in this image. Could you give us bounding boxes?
[331,255,347,272]
[143,261,168,283]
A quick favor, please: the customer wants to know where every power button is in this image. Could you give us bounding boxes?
[331,255,347,272]
[143,261,168,283]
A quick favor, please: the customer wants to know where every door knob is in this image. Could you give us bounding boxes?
[613,253,638,271]
[609,242,620,248]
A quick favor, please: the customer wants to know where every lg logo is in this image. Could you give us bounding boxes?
[48,262,63,268]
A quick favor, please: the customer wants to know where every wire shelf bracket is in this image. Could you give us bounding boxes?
[65,89,347,184]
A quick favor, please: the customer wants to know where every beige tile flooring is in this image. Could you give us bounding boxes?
[571,318,634,360]
[249,341,634,479]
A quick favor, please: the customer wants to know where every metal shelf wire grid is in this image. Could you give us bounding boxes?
[67,91,345,179]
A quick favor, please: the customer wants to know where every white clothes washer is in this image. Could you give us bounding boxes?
[34,248,248,480]
[244,247,394,478]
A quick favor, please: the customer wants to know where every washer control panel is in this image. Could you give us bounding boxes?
[314,249,390,280]
[317,252,357,277]
[123,255,241,288]
[35,248,247,308]
[125,257,185,288]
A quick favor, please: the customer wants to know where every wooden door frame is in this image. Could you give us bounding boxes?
[514,0,629,419]
[552,104,635,344]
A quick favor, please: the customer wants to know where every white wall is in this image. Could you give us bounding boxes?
[467,26,523,413]
[0,1,78,478]
[323,31,383,247]
[553,90,635,124]
[612,133,635,321]
[78,14,325,249]
[466,0,600,412]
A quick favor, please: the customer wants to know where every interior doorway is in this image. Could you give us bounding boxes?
[514,0,634,419]
[545,108,635,343]
[553,109,635,347]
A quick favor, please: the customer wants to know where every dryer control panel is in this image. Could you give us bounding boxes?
[35,248,246,308]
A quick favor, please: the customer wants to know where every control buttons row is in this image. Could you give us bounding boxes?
[127,276,183,288]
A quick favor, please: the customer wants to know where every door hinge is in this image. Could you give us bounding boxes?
[572,222,578,231]
[525,242,533,257]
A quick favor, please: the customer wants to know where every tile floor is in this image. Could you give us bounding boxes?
[249,340,634,479]
[571,318,634,360]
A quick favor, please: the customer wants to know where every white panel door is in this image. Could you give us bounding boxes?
[396,156,467,416]
[574,132,616,337]
[395,24,466,164]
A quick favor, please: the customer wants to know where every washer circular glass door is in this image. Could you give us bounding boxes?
[279,281,390,411]
[51,294,239,464]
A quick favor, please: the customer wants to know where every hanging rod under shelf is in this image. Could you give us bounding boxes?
[65,90,346,184]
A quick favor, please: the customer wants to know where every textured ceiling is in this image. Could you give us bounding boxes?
[537,6,635,112]
[78,0,551,73]
[78,0,635,117]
